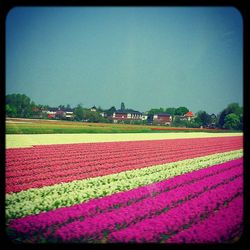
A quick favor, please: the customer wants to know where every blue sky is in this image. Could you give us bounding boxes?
[6,7,243,114]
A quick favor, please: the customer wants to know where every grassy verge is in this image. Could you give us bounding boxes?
[6,118,237,134]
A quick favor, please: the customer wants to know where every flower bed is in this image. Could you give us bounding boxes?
[6,136,243,243]
[6,136,242,193]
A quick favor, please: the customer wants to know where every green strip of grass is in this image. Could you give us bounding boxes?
[6,121,240,134]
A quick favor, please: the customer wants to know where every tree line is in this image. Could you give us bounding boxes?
[5,93,243,130]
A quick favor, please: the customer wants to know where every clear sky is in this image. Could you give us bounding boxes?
[6,7,243,114]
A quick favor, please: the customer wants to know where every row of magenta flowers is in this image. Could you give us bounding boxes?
[6,140,242,193]
[8,158,243,243]
[6,150,242,220]
[107,186,242,243]
[166,196,242,243]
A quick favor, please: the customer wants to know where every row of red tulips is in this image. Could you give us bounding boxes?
[6,146,242,193]
[6,137,242,165]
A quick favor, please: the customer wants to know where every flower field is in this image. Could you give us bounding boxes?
[6,135,243,243]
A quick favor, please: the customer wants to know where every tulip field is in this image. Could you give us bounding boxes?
[6,134,243,243]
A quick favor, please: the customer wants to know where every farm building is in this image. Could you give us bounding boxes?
[111,109,142,123]
[90,106,97,112]
[44,108,74,120]
[153,113,172,126]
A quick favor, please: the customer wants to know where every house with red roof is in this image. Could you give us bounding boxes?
[180,111,195,121]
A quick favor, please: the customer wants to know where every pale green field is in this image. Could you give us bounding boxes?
[6,132,243,148]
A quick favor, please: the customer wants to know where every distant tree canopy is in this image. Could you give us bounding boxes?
[73,104,108,122]
[97,106,103,112]
[217,103,243,130]
[6,93,35,118]
[223,113,241,130]
[82,109,105,123]
[148,107,189,116]
[165,107,176,116]
[105,106,116,117]
[195,111,212,127]
[73,104,84,121]
[6,104,17,117]
[174,107,189,116]
[121,102,125,111]
[148,108,165,115]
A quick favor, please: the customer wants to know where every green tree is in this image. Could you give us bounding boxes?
[148,108,165,115]
[175,107,189,116]
[6,93,34,118]
[97,106,103,112]
[223,113,241,130]
[83,109,103,122]
[186,120,202,128]
[73,104,84,121]
[105,106,116,117]
[165,107,176,116]
[121,102,125,111]
[195,111,212,127]
[172,116,187,127]
[58,105,65,110]
[6,104,17,117]
[218,103,243,128]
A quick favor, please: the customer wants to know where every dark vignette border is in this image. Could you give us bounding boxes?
[0,0,248,249]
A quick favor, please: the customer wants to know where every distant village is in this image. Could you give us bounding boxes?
[6,94,243,130]
[36,104,197,126]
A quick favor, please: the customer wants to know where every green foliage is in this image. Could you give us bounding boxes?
[195,111,212,127]
[96,106,103,112]
[73,104,84,121]
[82,109,104,123]
[165,107,176,116]
[172,116,187,127]
[185,120,201,128]
[223,113,241,130]
[6,104,17,117]
[58,105,65,110]
[6,93,34,118]
[148,108,165,115]
[121,102,125,111]
[218,103,243,130]
[174,107,189,116]
[105,106,116,117]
